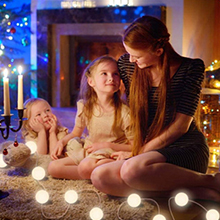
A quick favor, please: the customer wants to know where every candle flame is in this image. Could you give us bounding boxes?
[3,68,8,78]
[18,65,22,75]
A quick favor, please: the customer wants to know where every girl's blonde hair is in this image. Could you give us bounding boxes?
[21,98,61,139]
[78,55,123,132]
[123,16,175,156]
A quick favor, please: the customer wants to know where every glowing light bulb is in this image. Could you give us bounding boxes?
[127,193,141,207]
[153,214,166,220]
[174,192,189,207]
[32,166,45,180]
[64,190,78,204]
[35,190,49,204]
[89,207,104,220]
[206,209,220,220]
[26,141,37,154]
[0,153,7,168]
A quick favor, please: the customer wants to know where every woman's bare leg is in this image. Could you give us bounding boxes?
[78,157,115,179]
[120,152,218,192]
[91,160,137,196]
[48,157,82,179]
[91,152,220,201]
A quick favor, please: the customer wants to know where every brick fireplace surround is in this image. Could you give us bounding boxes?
[37,5,166,107]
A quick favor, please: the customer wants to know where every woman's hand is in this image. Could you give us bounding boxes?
[111,151,131,160]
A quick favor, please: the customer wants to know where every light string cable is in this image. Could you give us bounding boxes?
[117,195,161,220]
[168,193,220,220]
[33,153,70,219]
[33,152,102,219]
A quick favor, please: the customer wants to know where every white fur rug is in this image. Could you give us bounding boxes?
[0,153,155,220]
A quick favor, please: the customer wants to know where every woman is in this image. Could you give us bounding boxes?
[90,16,220,201]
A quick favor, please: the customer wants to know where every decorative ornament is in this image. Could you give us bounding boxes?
[10,27,16,34]
[3,149,8,155]
[14,140,18,147]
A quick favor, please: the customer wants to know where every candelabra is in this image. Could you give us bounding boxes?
[0,109,24,140]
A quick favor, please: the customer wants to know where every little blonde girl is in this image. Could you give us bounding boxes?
[48,55,133,180]
[22,98,68,155]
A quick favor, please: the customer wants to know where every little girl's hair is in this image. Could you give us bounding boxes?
[21,98,61,139]
[78,55,123,131]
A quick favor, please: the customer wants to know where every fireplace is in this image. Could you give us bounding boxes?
[37,6,166,107]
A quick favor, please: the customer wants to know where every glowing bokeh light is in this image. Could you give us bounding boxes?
[35,190,49,204]
[32,166,45,180]
[64,190,78,204]
[127,193,141,207]
[0,153,7,168]
[153,214,166,220]
[25,141,37,154]
[206,209,220,220]
[174,192,189,207]
[89,207,104,220]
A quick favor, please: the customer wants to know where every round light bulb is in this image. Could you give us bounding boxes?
[206,209,220,220]
[127,193,141,207]
[0,153,7,168]
[64,190,78,204]
[174,192,189,207]
[153,214,166,220]
[35,190,49,204]
[32,166,45,180]
[26,141,37,154]
[89,207,104,220]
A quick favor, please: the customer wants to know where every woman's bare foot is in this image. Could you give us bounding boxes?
[213,172,220,193]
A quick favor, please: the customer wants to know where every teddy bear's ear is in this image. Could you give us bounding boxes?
[0,141,14,152]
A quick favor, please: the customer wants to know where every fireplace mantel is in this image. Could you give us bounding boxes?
[37,6,166,107]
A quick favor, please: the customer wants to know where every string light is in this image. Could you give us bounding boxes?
[25,141,37,154]
[32,166,46,181]
[35,190,49,204]
[89,207,104,220]
[153,214,166,220]
[118,193,166,220]
[127,193,141,207]
[168,192,220,220]
[174,192,189,207]
[0,153,7,168]
[64,190,78,204]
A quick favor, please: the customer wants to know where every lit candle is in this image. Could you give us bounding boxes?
[3,69,10,116]
[17,66,23,109]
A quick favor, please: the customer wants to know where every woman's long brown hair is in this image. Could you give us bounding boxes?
[123,16,175,156]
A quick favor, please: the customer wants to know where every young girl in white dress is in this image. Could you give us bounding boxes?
[48,55,133,180]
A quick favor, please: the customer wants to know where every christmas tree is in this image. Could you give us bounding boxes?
[0,0,31,108]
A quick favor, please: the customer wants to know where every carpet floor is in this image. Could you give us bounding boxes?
[0,153,155,220]
[1,107,220,220]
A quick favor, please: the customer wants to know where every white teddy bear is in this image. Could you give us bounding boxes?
[0,141,31,167]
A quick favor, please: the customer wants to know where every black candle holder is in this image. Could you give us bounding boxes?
[0,109,24,140]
